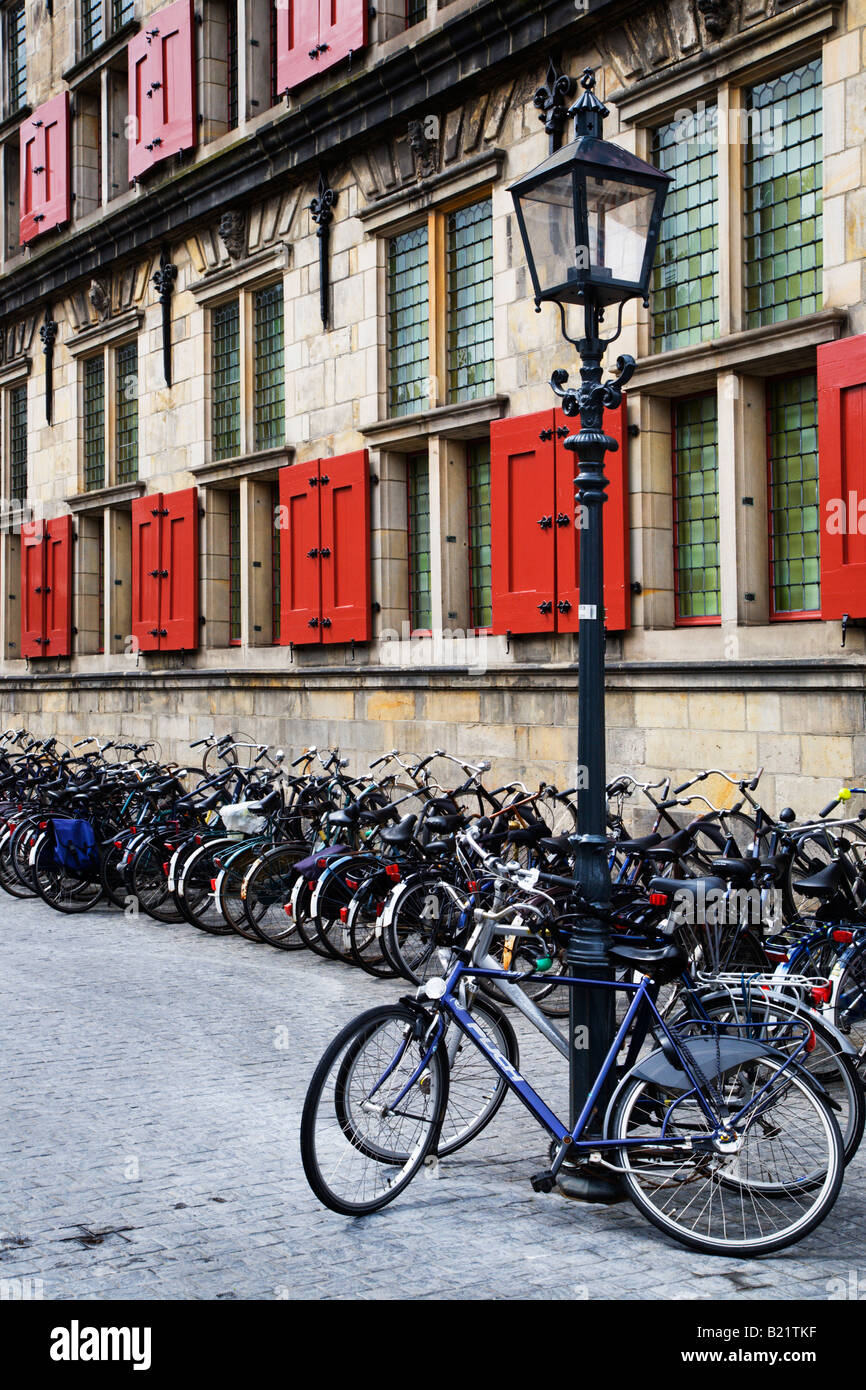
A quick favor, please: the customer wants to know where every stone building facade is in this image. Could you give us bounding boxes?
[0,0,864,812]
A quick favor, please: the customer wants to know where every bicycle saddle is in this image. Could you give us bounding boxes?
[379,813,417,847]
[648,875,727,900]
[506,824,547,846]
[609,940,687,984]
[329,805,360,828]
[710,856,755,882]
[539,834,573,856]
[793,860,846,895]
[615,832,663,853]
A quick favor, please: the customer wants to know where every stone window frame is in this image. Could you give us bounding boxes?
[65,311,142,498]
[192,252,288,469]
[617,8,847,639]
[64,4,139,217]
[0,353,29,666]
[2,0,26,122]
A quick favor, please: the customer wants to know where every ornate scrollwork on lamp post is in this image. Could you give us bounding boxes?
[534,57,577,155]
[310,172,338,330]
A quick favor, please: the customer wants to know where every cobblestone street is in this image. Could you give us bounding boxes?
[2,898,865,1301]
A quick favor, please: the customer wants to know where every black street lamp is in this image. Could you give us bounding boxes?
[510,69,671,1197]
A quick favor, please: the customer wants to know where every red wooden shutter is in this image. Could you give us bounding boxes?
[20,94,71,244]
[275,0,321,95]
[490,411,557,635]
[278,461,322,643]
[131,494,163,652]
[160,486,199,650]
[554,399,631,632]
[20,521,46,659]
[127,27,154,180]
[319,450,371,645]
[819,334,866,620]
[128,0,195,177]
[149,0,196,162]
[44,515,74,657]
[317,0,367,77]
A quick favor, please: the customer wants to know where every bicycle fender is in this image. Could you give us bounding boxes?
[629,1037,778,1092]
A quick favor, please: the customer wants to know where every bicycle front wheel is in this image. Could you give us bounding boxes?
[608,1056,844,1257]
[301,1004,448,1215]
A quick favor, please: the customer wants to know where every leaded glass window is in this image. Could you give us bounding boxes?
[407,0,427,25]
[254,283,285,452]
[115,341,138,484]
[229,490,241,643]
[744,59,822,328]
[9,384,26,503]
[82,0,103,55]
[446,199,494,403]
[407,453,431,630]
[213,300,241,461]
[83,358,106,492]
[767,374,820,615]
[467,441,492,629]
[672,395,720,622]
[112,0,134,26]
[652,111,719,351]
[388,227,429,417]
[7,2,25,111]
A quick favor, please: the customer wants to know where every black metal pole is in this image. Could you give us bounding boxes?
[552,304,634,1203]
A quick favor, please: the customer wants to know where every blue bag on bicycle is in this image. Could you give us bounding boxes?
[52,819,98,876]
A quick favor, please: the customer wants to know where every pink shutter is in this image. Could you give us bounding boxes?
[149,0,196,162]
[275,0,321,95]
[316,0,367,77]
[20,94,71,244]
[318,451,371,645]
[128,27,155,180]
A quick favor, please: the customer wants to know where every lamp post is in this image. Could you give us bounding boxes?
[510,70,670,1194]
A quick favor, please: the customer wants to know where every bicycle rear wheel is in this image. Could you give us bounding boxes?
[608,1055,843,1256]
[301,1004,448,1215]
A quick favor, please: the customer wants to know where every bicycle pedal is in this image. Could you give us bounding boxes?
[530,1170,556,1194]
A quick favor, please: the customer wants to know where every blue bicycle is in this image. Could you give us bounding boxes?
[301,863,845,1256]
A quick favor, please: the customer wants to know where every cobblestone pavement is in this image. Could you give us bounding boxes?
[2,897,865,1301]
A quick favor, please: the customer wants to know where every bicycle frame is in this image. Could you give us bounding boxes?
[384,959,809,1169]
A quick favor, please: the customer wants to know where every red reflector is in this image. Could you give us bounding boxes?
[385,863,401,881]
[283,903,293,917]
[650,891,669,906]
[805,1029,817,1054]
[467,880,478,891]
[375,901,384,913]
[210,878,217,891]
[114,841,122,849]
[308,880,317,890]
[811,984,832,1005]
[195,835,203,845]
[833,929,854,943]
[317,858,328,868]
[8,822,15,830]
[346,878,358,890]
[339,907,349,923]
[162,863,169,875]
